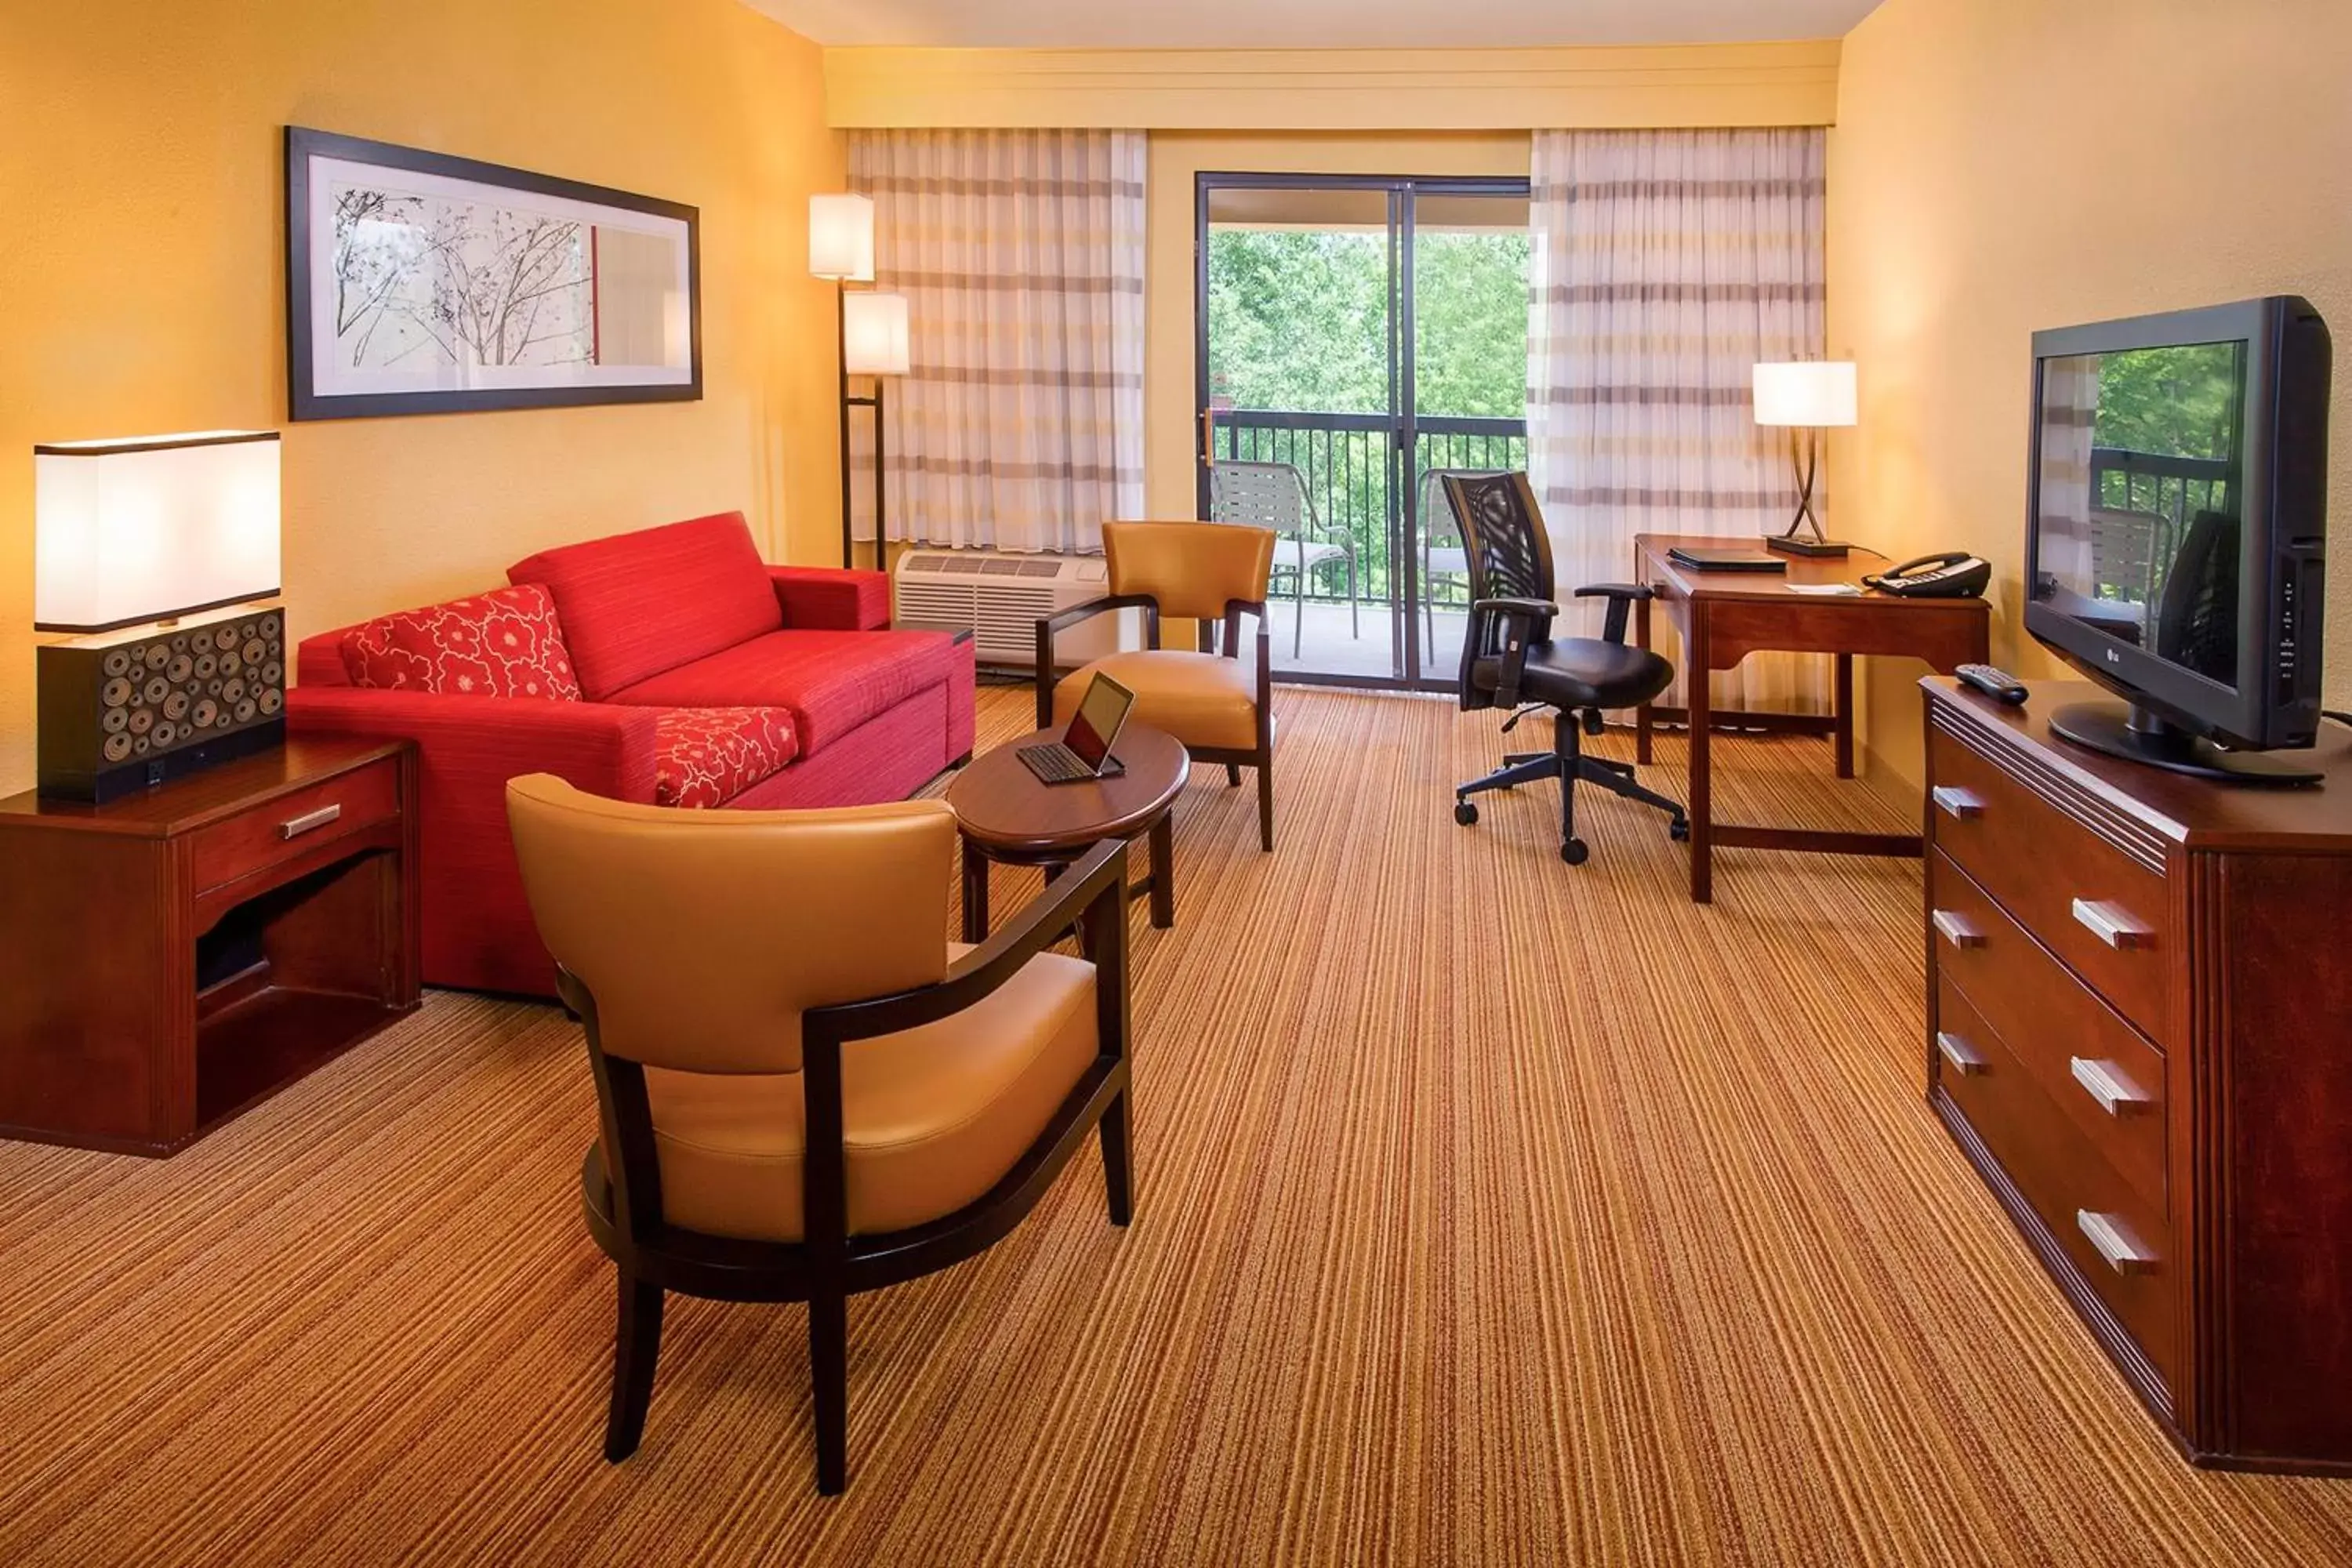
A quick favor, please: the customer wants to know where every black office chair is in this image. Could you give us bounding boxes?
[1439,471,1687,865]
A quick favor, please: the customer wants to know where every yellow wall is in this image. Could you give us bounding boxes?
[827,43,1839,131]
[0,0,842,794]
[1828,0,2352,791]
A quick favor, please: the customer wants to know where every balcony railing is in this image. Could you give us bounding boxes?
[2085,446,2234,607]
[1212,408,1527,607]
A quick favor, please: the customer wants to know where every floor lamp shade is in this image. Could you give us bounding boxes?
[1752,361,1857,428]
[808,194,875,282]
[34,431,282,634]
[844,292,911,377]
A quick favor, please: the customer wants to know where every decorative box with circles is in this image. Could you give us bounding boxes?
[38,606,288,802]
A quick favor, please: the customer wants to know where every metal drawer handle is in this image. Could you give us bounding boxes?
[1931,909,1986,949]
[2070,1056,2152,1116]
[1931,786,1984,821]
[1936,1032,1987,1076]
[2076,1210,2160,1276]
[278,804,343,840]
[2071,898,2154,950]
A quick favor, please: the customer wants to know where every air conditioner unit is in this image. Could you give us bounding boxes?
[892,550,1141,670]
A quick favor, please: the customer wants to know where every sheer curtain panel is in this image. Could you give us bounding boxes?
[1526,127,1831,710]
[848,129,1146,554]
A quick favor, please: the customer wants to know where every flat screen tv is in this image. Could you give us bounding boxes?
[2025,296,2332,784]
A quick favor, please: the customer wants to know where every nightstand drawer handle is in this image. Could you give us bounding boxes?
[1931,909,1986,949]
[278,804,343,840]
[2076,1210,2159,1276]
[1936,1032,1987,1076]
[2071,898,2154,950]
[1931,786,1984,821]
[2070,1056,2152,1116]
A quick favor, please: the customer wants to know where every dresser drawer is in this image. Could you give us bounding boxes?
[1929,850,2167,1207]
[1931,974,2177,1393]
[188,758,402,895]
[1927,724,2169,1038]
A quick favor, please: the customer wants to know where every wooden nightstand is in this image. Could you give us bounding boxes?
[0,736,420,1156]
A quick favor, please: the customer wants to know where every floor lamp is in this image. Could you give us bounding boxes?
[811,194,878,569]
[1752,360,1857,558]
[842,292,911,566]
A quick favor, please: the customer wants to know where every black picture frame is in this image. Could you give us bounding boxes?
[285,127,702,421]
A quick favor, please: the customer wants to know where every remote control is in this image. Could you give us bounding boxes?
[1956,663,2028,705]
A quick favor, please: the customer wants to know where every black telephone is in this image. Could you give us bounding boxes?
[1863,552,1991,598]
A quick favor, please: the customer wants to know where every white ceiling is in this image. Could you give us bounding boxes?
[746,0,1881,49]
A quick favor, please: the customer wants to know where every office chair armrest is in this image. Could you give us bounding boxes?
[1572,583,1654,645]
[1471,597,1557,707]
[1036,594,1161,725]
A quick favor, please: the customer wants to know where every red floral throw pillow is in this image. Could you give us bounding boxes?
[340,584,583,700]
[653,708,800,809]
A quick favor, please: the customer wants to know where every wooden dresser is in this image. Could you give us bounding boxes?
[1922,678,2352,1472]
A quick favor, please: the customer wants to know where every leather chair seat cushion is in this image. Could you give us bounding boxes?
[608,630,958,758]
[651,707,800,809]
[1054,651,1258,753]
[1472,637,1675,711]
[642,949,1098,1242]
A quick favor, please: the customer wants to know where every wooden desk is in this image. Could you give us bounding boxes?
[1632,535,1989,902]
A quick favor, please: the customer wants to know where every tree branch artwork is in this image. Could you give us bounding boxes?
[331,184,595,372]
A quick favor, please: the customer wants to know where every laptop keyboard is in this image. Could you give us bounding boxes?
[1018,742,1094,783]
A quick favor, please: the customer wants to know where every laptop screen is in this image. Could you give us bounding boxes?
[1064,673,1135,771]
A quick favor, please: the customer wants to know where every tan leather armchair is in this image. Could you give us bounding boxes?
[1036,521,1279,851]
[505,775,1136,1495]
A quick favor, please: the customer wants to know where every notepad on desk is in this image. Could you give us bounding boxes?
[1785,582,1864,596]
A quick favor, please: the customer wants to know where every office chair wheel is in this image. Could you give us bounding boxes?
[1454,800,1479,826]
[1669,818,1690,842]
[1560,838,1589,866]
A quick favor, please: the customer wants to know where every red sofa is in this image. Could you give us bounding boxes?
[291,512,975,996]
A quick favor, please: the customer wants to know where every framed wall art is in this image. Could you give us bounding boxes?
[285,127,701,420]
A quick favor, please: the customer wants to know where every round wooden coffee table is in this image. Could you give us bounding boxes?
[946,724,1189,942]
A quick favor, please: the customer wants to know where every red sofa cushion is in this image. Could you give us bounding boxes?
[508,513,782,699]
[653,707,800,809]
[604,629,958,757]
[339,585,583,700]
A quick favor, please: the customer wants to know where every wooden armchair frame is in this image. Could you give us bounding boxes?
[1036,594,1277,851]
[567,837,1135,1495]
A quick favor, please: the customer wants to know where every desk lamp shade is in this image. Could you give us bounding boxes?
[808,194,876,283]
[35,431,281,635]
[1751,361,1857,428]
[844,292,911,377]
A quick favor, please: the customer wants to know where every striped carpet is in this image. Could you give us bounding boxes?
[3,684,2350,1566]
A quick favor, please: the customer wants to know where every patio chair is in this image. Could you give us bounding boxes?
[1208,460,1358,656]
[1417,467,1502,652]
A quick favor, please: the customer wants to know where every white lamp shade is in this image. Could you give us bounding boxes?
[844,292,912,377]
[808,193,876,282]
[34,431,281,633]
[1752,361,1858,428]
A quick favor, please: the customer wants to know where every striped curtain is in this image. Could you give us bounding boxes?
[848,129,1146,554]
[1526,128,1830,710]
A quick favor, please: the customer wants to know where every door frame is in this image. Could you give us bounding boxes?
[1193,170,1532,692]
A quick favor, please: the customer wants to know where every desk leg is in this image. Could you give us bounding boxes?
[1635,592,1655,765]
[1148,814,1174,929]
[960,840,990,943]
[1687,608,1714,905]
[1834,653,1855,780]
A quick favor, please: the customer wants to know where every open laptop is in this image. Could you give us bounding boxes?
[1018,673,1136,786]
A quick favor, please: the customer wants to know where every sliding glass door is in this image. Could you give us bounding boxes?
[1195,174,1530,689]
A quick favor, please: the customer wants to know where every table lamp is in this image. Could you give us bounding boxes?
[1752,360,1857,557]
[33,430,288,801]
